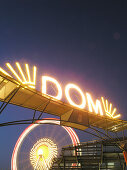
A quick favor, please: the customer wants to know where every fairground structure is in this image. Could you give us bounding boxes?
[0,62,127,169]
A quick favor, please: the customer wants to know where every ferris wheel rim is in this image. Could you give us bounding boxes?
[11,118,80,170]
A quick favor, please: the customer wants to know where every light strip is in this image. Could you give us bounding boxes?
[112,108,117,117]
[0,67,12,77]
[33,66,36,85]
[6,63,22,83]
[16,62,27,82]
[113,114,121,119]
[25,64,31,82]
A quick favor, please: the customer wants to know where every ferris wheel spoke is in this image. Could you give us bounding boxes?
[58,133,71,145]
[39,124,44,137]
[43,124,50,138]
[31,130,39,142]
[18,157,29,165]
[22,162,32,170]
[19,151,28,156]
[26,132,36,143]
[50,125,59,138]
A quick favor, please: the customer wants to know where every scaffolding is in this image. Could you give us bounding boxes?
[52,138,126,170]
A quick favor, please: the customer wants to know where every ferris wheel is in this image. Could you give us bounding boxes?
[11,118,79,170]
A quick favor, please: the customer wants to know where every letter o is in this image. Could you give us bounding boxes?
[65,83,86,109]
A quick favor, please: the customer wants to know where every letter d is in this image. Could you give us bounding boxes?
[42,76,62,100]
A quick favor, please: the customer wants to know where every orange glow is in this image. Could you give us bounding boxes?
[86,93,103,115]
[36,145,49,160]
[42,76,62,100]
[65,83,86,109]
[101,97,120,118]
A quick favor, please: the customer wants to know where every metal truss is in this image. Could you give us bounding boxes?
[0,118,126,152]
[52,138,126,170]
[0,86,20,114]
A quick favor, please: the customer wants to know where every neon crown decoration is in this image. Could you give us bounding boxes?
[101,97,120,119]
[0,62,36,89]
[0,62,120,119]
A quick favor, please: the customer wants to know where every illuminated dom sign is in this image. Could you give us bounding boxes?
[0,62,120,119]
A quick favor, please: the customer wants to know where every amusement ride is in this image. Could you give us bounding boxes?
[0,62,127,169]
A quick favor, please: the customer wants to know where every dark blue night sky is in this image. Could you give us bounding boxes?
[0,0,127,169]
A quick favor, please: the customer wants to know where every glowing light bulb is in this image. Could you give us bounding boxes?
[38,148,43,157]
